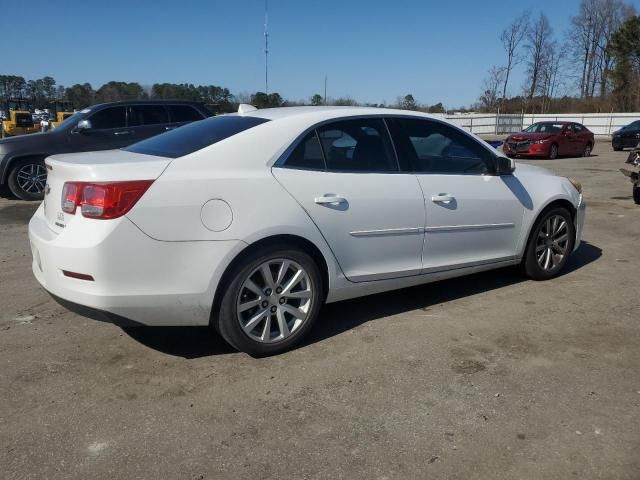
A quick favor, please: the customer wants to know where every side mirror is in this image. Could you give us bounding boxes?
[496,156,516,175]
[75,119,92,132]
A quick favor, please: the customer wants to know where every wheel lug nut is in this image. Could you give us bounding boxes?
[261,301,268,308]
[276,287,282,294]
[265,288,272,296]
[279,297,286,304]
[270,306,277,313]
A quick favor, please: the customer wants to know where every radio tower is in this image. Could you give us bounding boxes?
[264,0,269,94]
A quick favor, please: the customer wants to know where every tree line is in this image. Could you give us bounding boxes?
[478,2,640,113]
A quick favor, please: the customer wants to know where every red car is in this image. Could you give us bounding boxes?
[503,122,594,159]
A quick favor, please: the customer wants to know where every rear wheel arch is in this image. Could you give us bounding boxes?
[210,234,330,326]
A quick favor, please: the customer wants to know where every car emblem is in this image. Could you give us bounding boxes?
[45,184,51,195]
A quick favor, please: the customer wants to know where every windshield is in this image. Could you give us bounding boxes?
[125,115,270,158]
[56,111,84,130]
[525,123,564,133]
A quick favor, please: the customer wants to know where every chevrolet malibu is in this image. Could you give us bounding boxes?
[29,106,586,355]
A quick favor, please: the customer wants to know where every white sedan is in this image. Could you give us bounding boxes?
[29,106,586,355]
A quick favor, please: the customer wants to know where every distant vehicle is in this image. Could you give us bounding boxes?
[503,122,594,160]
[0,100,211,200]
[28,106,586,355]
[2,110,41,137]
[619,144,640,204]
[612,120,640,151]
[50,112,74,129]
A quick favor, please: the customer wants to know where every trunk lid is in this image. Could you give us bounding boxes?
[43,149,170,233]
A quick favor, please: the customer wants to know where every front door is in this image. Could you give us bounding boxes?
[387,117,524,272]
[67,106,131,152]
[272,118,425,282]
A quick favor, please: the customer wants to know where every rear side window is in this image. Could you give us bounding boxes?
[125,115,270,158]
[286,131,325,169]
[128,105,169,126]
[168,105,204,123]
[89,107,126,130]
[387,117,490,174]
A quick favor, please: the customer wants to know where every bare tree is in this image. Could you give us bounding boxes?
[569,0,635,99]
[525,13,554,100]
[479,66,506,112]
[500,12,529,106]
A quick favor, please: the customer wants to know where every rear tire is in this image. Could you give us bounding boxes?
[583,143,592,157]
[215,244,323,356]
[548,144,558,160]
[7,157,47,201]
[521,207,575,280]
[633,185,640,205]
[613,146,623,152]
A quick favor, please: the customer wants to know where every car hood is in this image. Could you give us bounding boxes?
[0,130,59,154]
[513,162,555,177]
[508,133,554,141]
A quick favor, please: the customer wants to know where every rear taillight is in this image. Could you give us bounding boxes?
[61,180,154,219]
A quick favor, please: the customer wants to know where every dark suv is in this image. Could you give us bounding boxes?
[0,100,211,200]
[612,120,640,151]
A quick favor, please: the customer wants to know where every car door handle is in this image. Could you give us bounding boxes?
[431,194,454,204]
[314,195,347,205]
[113,130,131,136]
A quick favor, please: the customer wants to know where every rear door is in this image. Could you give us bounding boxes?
[387,117,524,272]
[128,105,170,142]
[67,106,129,151]
[272,117,425,282]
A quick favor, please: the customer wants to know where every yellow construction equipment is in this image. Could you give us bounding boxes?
[2,111,40,136]
[50,111,74,129]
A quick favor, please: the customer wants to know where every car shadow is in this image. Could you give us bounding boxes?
[121,241,602,358]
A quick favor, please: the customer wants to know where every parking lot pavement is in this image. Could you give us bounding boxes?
[1,140,639,480]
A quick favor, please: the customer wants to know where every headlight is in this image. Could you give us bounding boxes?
[533,139,549,144]
[567,177,582,193]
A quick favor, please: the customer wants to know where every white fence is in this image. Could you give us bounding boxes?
[443,112,640,136]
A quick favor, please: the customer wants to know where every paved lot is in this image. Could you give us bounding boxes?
[1,141,639,479]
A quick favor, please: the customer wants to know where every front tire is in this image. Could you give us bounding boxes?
[7,157,47,201]
[633,185,640,205]
[548,144,559,160]
[215,245,323,356]
[521,207,575,280]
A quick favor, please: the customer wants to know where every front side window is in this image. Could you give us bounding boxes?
[128,105,169,126]
[316,118,397,172]
[387,117,490,174]
[89,107,126,130]
[125,115,269,158]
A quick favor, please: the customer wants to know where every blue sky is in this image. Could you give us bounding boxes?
[4,0,639,107]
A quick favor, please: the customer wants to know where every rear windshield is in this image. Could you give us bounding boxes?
[125,115,270,158]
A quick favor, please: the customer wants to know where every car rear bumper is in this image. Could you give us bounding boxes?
[28,204,244,326]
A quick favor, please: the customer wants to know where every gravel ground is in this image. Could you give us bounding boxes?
[1,140,639,480]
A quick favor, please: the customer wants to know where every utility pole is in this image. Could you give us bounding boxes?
[264,0,269,95]
[323,75,327,105]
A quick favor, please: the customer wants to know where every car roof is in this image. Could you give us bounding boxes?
[88,99,206,109]
[242,105,444,123]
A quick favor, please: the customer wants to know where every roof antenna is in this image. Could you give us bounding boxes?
[264,0,269,95]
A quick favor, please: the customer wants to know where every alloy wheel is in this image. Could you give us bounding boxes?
[16,163,47,195]
[549,145,558,159]
[535,215,570,271]
[236,258,313,343]
[583,144,592,157]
